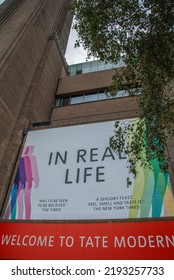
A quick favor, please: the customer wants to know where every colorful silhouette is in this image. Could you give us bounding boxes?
[4,145,39,220]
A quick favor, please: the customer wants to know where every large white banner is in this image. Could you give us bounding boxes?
[4,120,174,220]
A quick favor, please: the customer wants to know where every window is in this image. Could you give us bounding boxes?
[90,61,98,72]
[116,90,129,98]
[83,62,91,73]
[76,64,82,75]
[62,97,69,106]
[68,60,126,76]
[98,61,105,71]
[54,88,135,108]
[71,95,84,104]
[98,91,107,100]
[55,97,62,107]
[84,93,98,102]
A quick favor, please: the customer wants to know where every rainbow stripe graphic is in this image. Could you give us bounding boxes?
[129,159,174,218]
[126,119,174,218]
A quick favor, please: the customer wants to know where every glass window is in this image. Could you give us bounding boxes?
[55,97,62,107]
[76,64,82,75]
[117,59,125,68]
[82,62,91,73]
[84,93,97,102]
[68,60,126,76]
[62,97,70,106]
[97,61,105,71]
[55,87,133,108]
[90,61,98,72]
[111,89,129,98]
[69,65,77,76]
[116,90,129,98]
[76,69,82,75]
[105,62,113,70]
[71,95,84,104]
[98,91,107,100]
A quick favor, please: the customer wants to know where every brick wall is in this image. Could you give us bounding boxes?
[0,0,73,216]
[51,97,139,127]
[57,68,117,95]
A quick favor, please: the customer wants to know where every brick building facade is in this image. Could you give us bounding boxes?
[0,0,73,215]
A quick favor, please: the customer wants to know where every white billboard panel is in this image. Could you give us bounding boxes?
[4,120,174,220]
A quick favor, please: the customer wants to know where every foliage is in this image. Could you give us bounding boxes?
[71,0,174,176]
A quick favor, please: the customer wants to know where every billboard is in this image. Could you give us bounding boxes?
[1,221,174,259]
[4,120,174,220]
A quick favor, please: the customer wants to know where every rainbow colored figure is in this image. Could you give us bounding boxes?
[129,158,174,218]
[4,145,39,220]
